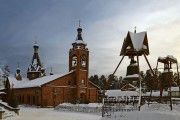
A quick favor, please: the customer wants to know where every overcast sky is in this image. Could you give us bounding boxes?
[0,0,180,77]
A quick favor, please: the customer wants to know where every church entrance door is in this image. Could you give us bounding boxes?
[80,93,86,103]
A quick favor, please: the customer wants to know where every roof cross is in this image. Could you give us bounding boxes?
[51,67,53,72]
[17,62,20,68]
[78,20,81,27]
[134,26,137,33]
[35,35,38,44]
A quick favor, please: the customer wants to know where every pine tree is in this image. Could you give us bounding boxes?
[99,75,106,89]
[8,87,18,108]
[4,65,10,78]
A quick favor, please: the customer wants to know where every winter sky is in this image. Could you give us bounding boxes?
[0,0,180,77]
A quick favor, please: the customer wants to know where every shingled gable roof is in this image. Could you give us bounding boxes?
[158,55,177,63]
[8,71,75,89]
[120,31,149,56]
[88,81,100,90]
[121,83,138,91]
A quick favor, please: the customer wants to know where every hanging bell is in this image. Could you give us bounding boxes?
[124,57,140,83]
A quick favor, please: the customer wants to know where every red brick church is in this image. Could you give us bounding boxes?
[4,25,99,107]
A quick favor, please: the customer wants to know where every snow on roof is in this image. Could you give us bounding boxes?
[105,90,140,97]
[158,56,165,60]
[9,71,74,89]
[167,55,177,61]
[129,31,146,51]
[124,74,139,79]
[128,84,138,89]
[15,74,69,88]
[130,63,138,66]
[73,40,87,45]
[34,43,39,47]
[158,55,177,61]
[88,81,100,89]
[8,77,29,88]
[121,83,138,90]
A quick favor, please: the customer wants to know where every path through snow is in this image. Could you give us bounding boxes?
[5,107,102,120]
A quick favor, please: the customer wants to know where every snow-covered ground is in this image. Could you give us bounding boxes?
[3,103,180,120]
[55,103,102,114]
[102,104,180,120]
[5,106,101,120]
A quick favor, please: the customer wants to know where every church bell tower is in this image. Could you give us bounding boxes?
[69,22,89,103]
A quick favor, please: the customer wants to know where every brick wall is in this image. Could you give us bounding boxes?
[14,87,41,106]
[13,72,98,107]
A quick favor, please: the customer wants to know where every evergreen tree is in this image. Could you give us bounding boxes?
[99,75,106,89]
[107,74,118,89]
[4,65,10,78]
[8,88,18,108]
[93,74,99,85]
[89,75,94,82]
[173,72,180,86]
[89,75,99,86]
[144,69,153,92]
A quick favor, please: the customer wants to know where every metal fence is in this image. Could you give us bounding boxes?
[55,105,102,114]
[102,104,139,117]
[55,102,139,117]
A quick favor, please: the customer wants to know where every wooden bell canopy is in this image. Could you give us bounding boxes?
[157,55,178,87]
[120,31,149,56]
[121,31,150,85]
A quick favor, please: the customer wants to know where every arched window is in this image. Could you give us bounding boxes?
[81,55,86,68]
[72,56,77,67]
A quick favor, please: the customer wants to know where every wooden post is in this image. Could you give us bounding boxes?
[102,98,104,117]
[136,54,141,111]
[169,86,172,110]
[176,62,180,93]
[168,63,172,111]
[103,55,125,97]
[112,55,125,75]
[159,87,163,103]
[143,53,156,77]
